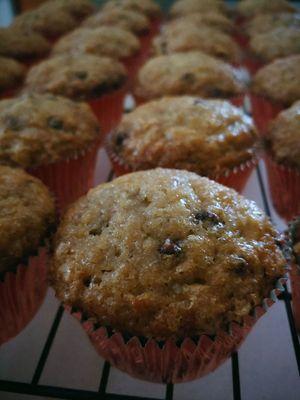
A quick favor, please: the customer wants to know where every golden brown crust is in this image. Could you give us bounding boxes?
[0,166,55,274]
[102,0,162,19]
[252,55,300,105]
[0,57,25,92]
[82,9,150,34]
[52,27,140,59]
[167,12,234,33]
[237,0,296,18]
[170,0,228,18]
[43,0,95,20]
[249,27,300,62]
[109,96,258,176]
[24,54,127,101]
[134,52,246,101]
[245,13,300,37]
[51,168,285,339]
[0,93,100,168]
[153,23,241,63]
[267,101,300,169]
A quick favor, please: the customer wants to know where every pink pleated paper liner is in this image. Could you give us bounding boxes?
[27,145,98,213]
[264,154,300,221]
[64,276,285,383]
[243,57,263,75]
[0,248,48,345]
[250,95,284,136]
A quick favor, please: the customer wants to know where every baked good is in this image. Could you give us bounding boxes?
[0,165,55,274]
[166,12,234,33]
[249,27,300,63]
[237,0,296,18]
[0,93,100,168]
[252,55,300,106]
[108,96,257,176]
[43,0,95,20]
[24,54,127,101]
[170,0,227,18]
[102,0,161,19]
[245,12,300,37]
[0,27,50,60]
[153,23,240,63]
[266,101,300,169]
[52,27,140,60]
[0,57,25,92]
[51,168,285,339]
[134,51,245,101]
[82,9,150,35]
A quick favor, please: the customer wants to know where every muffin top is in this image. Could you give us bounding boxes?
[135,52,246,101]
[237,0,296,18]
[43,0,95,20]
[170,0,228,18]
[12,7,78,38]
[252,55,300,105]
[0,57,25,92]
[24,54,127,101]
[51,168,285,339]
[250,27,300,62]
[82,9,150,35]
[0,27,51,60]
[109,97,257,176]
[52,27,140,59]
[246,13,300,37]
[0,165,55,274]
[153,24,241,63]
[267,101,300,169]
[0,93,100,168]
[167,12,234,34]
[102,0,161,18]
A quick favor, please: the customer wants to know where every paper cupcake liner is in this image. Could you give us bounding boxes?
[88,87,127,136]
[250,95,284,136]
[122,52,148,85]
[64,276,285,383]
[243,57,263,75]
[0,87,21,100]
[150,17,162,37]
[264,154,300,221]
[28,145,98,213]
[232,32,249,48]
[0,248,48,345]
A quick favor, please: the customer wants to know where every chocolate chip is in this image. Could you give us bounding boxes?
[181,73,196,84]
[4,115,23,130]
[83,276,91,287]
[159,238,182,256]
[194,211,221,226]
[47,116,64,130]
[115,132,128,147]
[74,71,88,80]
[208,88,223,98]
[89,227,102,236]
[233,258,248,276]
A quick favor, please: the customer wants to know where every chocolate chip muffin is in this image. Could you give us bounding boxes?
[0,57,25,93]
[134,52,245,101]
[0,165,55,274]
[245,13,300,37]
[82,9,150,35]
[0,27,50,61]
[153,23,241,63]
[237,0,296,18]
[43,0,95,21]
[52,27,140,60]
[102,0,161,20]
[108,96,257,176]
[51,168,285,339]
[167,12,234,34]
[0,93,100,168]
[249,27,300,63]
[170,0,228,18]
[266,101,300,170]
[252,55,300,106]
[24,54,127,101]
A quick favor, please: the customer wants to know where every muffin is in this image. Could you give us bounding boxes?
[134,51,246,106]
[251,55,300,134]
[43,0,95,21]
[264,101,300,220]
[169,0,228,18]
[289,218,300,333]
[0,93,101,210]
[153,23,241,64]
[245,12,300,37]
[0,165,56,344]
[51,168,286,382]
[52,27,141,81]
[0,27,51,65]
[107,96,257,192]
[237,0,296,19]
[0,57,25,98]
[24,54,128,134]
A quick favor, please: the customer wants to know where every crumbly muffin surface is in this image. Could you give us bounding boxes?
[250,27,300,62]
[246,13,300,37]
[0,27,50,60]
[0,94,100,168]
[153,24,240,63]
[267,101,300,169]
[170,0,227,18]
[24,54,127,100]
[110,97,257,175]
[237,0,296,18]
[135,52,245,100]
[252,55,300,105]
[82,9,150,34]
[0,57,25,91]
[0,166,55,274]
[51,168,285,339]
[43,0,95,20]
[167,13,234,33]
[52,27,140,59]
[102,0,161,18]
